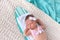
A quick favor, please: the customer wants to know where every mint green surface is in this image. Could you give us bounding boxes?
[27,0,60,23]
[15,0,60,40]
[15,7,28,40]
[15,0,60,23]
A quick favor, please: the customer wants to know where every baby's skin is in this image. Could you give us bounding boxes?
[24,15,47,40]
[25,18,45,35]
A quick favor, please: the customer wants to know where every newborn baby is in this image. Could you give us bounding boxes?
[24,14,47,40]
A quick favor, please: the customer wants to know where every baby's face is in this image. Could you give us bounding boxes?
[26,19,37,29]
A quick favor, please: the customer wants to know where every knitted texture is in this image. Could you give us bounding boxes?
[0,0,24,40]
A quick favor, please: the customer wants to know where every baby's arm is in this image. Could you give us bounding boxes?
[36,19,46,30]
[24,27,31,36]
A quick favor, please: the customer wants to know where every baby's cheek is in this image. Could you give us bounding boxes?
[33,23,36,26]
[31,24,35,27]
[30,24,35,28]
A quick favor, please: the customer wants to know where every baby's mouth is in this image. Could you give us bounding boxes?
[30,26,37,30]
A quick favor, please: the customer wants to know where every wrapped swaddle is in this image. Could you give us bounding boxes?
[16,13,34,40]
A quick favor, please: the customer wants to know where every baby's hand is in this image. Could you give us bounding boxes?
[24,28,31,36]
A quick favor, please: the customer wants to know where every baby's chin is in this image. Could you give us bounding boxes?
[30,27,37,30]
